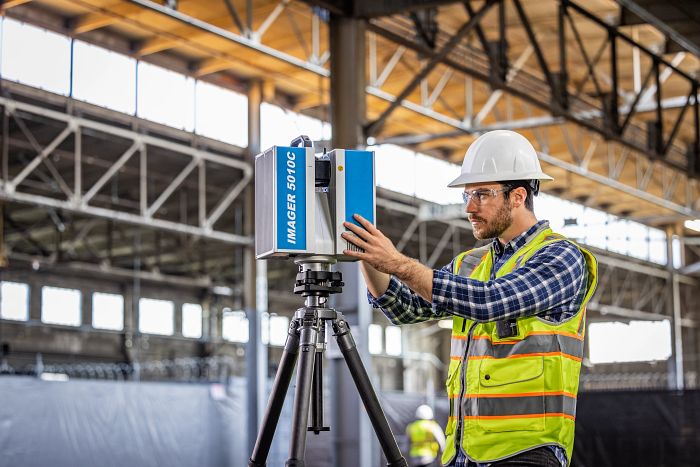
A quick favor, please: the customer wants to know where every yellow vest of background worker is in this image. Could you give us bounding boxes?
[441,226,598,465]
[407,418,442,460]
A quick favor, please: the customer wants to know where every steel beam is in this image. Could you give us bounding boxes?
[365,0,496,137]
[0,96,252,246]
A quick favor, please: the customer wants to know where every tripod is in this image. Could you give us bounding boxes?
[248,256,408,467]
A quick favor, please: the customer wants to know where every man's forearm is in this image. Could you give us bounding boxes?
[360,261,391,298]
[360,256,433,302]
[393,257,433,301]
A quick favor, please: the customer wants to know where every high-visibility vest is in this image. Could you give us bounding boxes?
[407,419,441,459]
[441,226,598,466]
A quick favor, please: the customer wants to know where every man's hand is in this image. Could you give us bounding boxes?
[342,214,434,301]
[341,214,407,274]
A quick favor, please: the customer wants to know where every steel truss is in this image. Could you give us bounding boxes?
[0,94,253,247]
[367,0,700,175]
[61,0,700,224]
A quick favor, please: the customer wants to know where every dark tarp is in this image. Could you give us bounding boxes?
[573,390,700,467]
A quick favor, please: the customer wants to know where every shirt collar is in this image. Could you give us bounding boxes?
[492,220,549,257]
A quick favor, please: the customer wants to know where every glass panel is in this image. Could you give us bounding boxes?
[137,61,194,130]
[92,292,124,330]
[371,144,416,197]
[42,286,81,326]
[648,228,667,265]
[138,298,174,335]
[0,281,29,321]
[1,18,70,95]
[260,103,329,149]
[72,40,136,114]
[182,303,203,338]
[268,315,289,346]
[385,325,402,356]
[368,323,383,355]
[588,320,672,364]
[222,308,248,343]
[194,80,247,146]
[415,154,460,204]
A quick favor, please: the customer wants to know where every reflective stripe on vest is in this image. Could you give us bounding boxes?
[441,227,598,466]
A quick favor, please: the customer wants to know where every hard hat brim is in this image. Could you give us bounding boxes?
[447,171,554,188]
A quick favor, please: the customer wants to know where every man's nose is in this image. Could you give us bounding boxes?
[464,197,478,213]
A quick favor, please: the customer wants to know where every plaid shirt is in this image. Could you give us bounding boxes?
[369,220,587,466]
[369,221,587,326]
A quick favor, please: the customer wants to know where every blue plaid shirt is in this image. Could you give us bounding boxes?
[369,221,586,325]
[369,220,586,466]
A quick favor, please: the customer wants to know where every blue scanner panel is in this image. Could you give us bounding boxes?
[345,150,374,226]
[276,146,306,250]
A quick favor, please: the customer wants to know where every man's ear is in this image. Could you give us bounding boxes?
[512,187,527,208]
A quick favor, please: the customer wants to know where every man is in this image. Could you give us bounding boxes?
[341,130,598,467]
[406,404,446,467]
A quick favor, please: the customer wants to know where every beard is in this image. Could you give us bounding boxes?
[470,199,513,240]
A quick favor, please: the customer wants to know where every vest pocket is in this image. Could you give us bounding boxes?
[445,361,460,436]
[476,356,545,432]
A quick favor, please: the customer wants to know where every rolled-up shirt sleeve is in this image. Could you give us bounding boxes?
[431,241,585,322]
[368,263,454,325]
[369,240,586,324]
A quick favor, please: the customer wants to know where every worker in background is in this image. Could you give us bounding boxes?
[407,404,445,467]
[342,130,598,467]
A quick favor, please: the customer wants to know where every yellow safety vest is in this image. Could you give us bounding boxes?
[407,419,441,459]
[441,226,598,466]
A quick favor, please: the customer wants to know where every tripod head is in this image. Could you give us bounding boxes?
[293,255,344,320]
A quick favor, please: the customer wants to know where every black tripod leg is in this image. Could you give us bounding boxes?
[286,313,320,467]
[249,320,301,467]
[333,318,408,467]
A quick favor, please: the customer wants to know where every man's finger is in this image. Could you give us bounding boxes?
[343,248,364,259]
[352,214,380,235]
[342,232,369,250]
[343,221,371,241]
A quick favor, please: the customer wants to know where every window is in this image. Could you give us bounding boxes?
[588,320,672,364]
[92,292,124,330]
[368,323,383,355]
[260,103,330,150]
[72,40,136,114]
[371,144,416,197]
[648,228,667,264]
[195,80,247,146]
[138,298,174,335]
[182,303,203,338]
[137,61,195,130]
[266,314,289,347]
[41,286,81,326]
[222,308,248,343]
[385,326,402,356]
[415,154,460,204]
[1,18,70,95]
[1,281,29,321]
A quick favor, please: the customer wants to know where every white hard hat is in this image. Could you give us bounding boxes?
[415,404,434,420]
[447,130,553,187]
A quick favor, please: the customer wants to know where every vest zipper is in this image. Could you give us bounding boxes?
[454,322,476,458]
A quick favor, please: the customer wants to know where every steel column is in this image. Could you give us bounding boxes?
[245,79,267,458]
[666,226,684,390]
[330,14,366,149]
[329,13,375,467]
